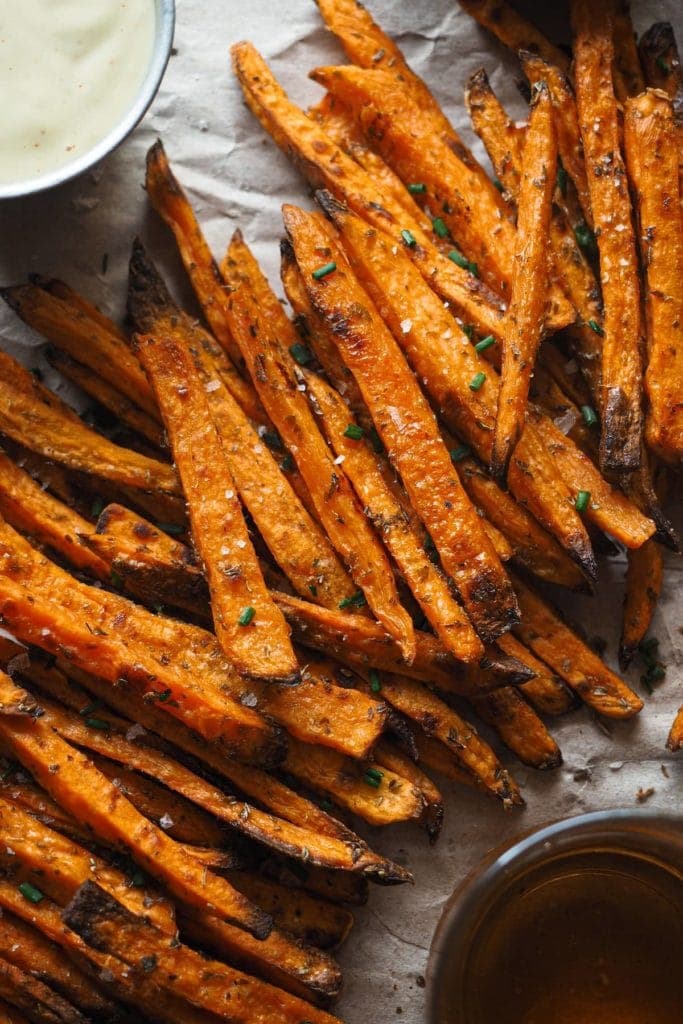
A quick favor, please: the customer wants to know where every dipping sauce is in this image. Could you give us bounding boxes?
[459,849,683,1024]
[0,0,155,186]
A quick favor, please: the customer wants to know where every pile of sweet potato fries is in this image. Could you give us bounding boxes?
[0,0,679,1020]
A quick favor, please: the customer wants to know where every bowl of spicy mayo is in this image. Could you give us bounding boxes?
[427,809,683,1024]
[0,0,174,198]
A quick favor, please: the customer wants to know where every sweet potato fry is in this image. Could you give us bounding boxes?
[0,674,273,939]
[623,89,683,464]
[667,708,683,751]
[491,82,557,478]
[284,203,519,641]
[0,349,180,496]
[64,881,342,1024]
[302,369,484,662]
[639,22,683,107]
[572,0,644,472]
[314,191,597,579]
[619,540,664,669]
[0,518,280,761]
[496,633,576,717]
[372,739,444,842]
[45,347,165,450]
[456,0,570,71]
[0,280,157,418]
[0,449,109,580]
[135,328,299,683]
[223,241,415,658]
[471,687,562,769]
[511,575,644,718]
[0,955,89,1024]
[610,0,645,101]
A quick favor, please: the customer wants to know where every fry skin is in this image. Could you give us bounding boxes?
[623,89,683,463]
[471,687,562,770]
[0,954,89,1024]
[619,540,664,669]
[283,202,520,642]
[372,738,444,842]
[572,0,644,473]
[491,82,557,478]
[496,633,577,717]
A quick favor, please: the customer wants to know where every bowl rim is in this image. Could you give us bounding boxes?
[0,0,175,200]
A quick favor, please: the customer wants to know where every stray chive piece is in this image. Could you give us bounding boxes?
[574,489,590,513]
[90,497,105,519]
[369,669,382,693]
[85,717,111,731]
[238,606,256,627]
[574,221,598,261]
[447,249,478,276]
[450,445,470,463]
[400,229,417,248]
[469,371,486,392]
[493,178,504,192]
[280,453,295,472]
[319,797,334,813]
[432,217,449,239]
[289,342,312,366]
[639,636,659,657]
[363,766,384,789]
[462,324,475,341]
[338,590,367,610]
[308,583,318,597]
[656,55,671,76]
[368,427,384,454]
[19,882,44,904]
[110,571,123,590]
[408,182,426,194]
[581,405,598,427]
[647,664,666,683]
[156,522,184,536]
[312,261,336,280]
[474,335,495,354]
[587,318,604,336]
[343,423,364,441]
[79,700,101,718]
[557,163,568,197]
[129,870,146,888]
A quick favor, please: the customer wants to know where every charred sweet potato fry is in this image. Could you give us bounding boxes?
[0,349,179,496]
[619,540,664,669]
[456,0,570,71]
[639,22,683,108]
[0,954,89,1024]
[223,241,415,659]
[610,0,645,101]
[511,575,644,718]
[624,90,683,464]
[303,369,484,662]
[284,203,520,641]
[135,328,299,683]
[491,82,557,478]
[372,739,444,841]
[496,633,576,717]
[64,881,342,1024]
[471,687,562,770]
[0,674,273,939]
[315,192,597,579]
[572,0,644,473]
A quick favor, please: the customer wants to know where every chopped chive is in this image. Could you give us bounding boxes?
[468,261,480,277]
[587,319,604,336]
[319,798,334,812]
[581,405,598,427]
[90,497,105,519]
[368,428,384,454]
[462,324,475,341]
[338,590,366,610]
[280,453,295,472]
[450,445,470,463]
[238,606,256,627]
[574,489,590,513]
[574,221,598,261]
[408,182,426,194]
[557,163,568,197]
[639,636,659,656]
[469,371,486,391]
[129,870,145,888]
[156,522,184,535]
[647,664,666,683]
[19,882,44,904]
[369,669,382,693]
[493,178,504,192]
[289,342,312,366]
[79,701,102,718]
[400,229,416,248]
[474,335,495,354]
[262,429,283,452]
[432,217,449,239]
[656,55,671,76]
[448,249,469,270]
[363,766,384,788]
[308,583,318,597]
[312,261,336,280]
[343,423,364,441]
[150,688,172,703]
[85,717,111,730]
[641,673,653,694]
[110,571,123,590]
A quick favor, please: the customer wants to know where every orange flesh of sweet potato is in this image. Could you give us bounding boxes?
[624,89,683,464]
[491,82,557,478]
[135,328,299,683]
[667,707,683,751]
[619,539,664,668]
[471,686,562,769]
[372,738,444,840]
[572,0,644,473]
[496,633,576,717]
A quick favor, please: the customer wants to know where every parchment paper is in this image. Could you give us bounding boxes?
[0,3,682,1021]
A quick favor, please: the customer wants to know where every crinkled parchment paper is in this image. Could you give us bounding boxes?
[0,2,681,1020]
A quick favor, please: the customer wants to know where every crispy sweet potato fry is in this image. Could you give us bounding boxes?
[0,674,273,939]
[624,89,683,464]
[610,0,645,101]
[498,633,576,717]
[0,518,280,761]
[619,540,664,669]
[372,739,444,842]
[315,191,597,579]
[64,881,342,1024]
[0,954,89,1024]
[284,203,520,641]
[511,575,644,718]
[303,369,484,662]
[223,243,415,658]
[457,0,570,71]
[491,82,557,478]
[471,687,562,769]
[135,327,299,683]
[0,281,157,418]
[572,0,644,472]
[0,349,180,496]
[667,707,683,751]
